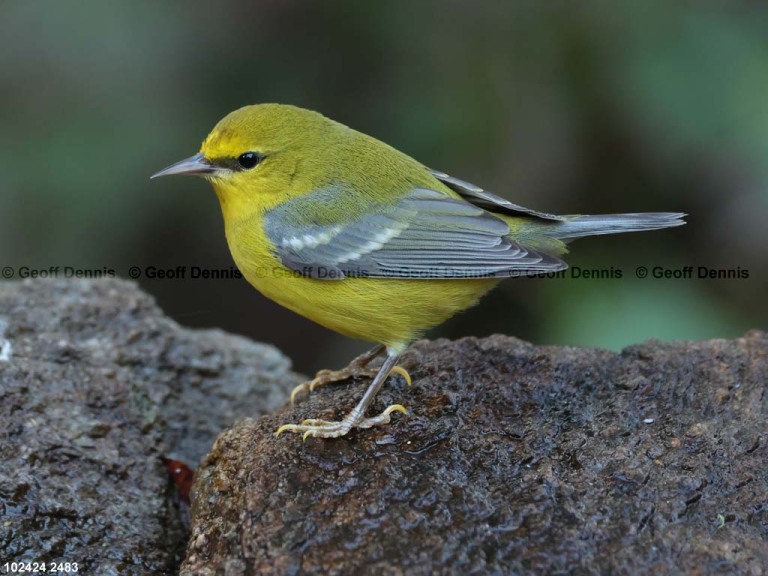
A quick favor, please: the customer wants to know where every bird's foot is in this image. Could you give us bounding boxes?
[289,345,413,404]
[275,404,407,440]
[290,365,376,404]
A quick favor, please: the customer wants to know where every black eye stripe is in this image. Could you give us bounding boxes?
[207,153,264,171]
[238,152,262,169]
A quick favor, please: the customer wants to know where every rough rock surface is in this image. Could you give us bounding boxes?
[182,333,767,575]
[0,279,300,575]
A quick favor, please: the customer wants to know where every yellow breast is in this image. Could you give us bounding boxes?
[224,215,499,351]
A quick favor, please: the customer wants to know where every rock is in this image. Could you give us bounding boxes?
[2,279,765,575]
[182,333,768,575]
[0,279,301,576]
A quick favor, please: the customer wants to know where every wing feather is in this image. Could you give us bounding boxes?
[264,185,566,279]
[430,169,567,222]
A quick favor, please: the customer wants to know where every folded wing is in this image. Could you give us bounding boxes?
[264,185,566,280]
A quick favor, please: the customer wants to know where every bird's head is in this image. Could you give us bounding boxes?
[152,104,344,220]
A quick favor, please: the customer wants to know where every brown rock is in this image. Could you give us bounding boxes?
[182,333,768,575]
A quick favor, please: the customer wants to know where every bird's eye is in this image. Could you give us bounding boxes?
[238,152,261,169]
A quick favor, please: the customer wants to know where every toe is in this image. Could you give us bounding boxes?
[357,404,408,429]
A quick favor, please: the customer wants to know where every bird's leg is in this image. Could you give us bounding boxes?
[289,343,387,404]
[276,350,408,439]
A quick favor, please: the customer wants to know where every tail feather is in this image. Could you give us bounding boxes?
[550,212,686,240]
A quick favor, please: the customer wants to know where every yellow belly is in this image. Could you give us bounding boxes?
[226,219,499,350]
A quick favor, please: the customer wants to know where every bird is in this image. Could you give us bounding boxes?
[152,103,685,440]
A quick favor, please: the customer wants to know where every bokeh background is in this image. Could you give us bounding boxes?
[2,1,765,374]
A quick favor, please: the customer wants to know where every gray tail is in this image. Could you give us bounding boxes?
[551,212,686,240]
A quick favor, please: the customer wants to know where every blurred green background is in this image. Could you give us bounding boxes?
[1,1,765,374]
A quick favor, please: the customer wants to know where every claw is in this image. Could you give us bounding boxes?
[383,404,408,417]
[290,383,310,405]
[309,369,334,392]
[388,366,412,387]
[275,424,295,437]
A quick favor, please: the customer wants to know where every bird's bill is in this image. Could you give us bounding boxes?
[150,152,219,179]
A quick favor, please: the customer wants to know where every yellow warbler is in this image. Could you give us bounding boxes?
[152,104,685,439]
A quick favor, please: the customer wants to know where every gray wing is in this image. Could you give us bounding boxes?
[264,186,566,280]
[430,169,567,222]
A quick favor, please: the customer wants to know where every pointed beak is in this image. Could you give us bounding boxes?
[150,152,218,179]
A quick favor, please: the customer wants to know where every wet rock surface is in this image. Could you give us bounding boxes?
[0,279,299,575]
[183,333,768,575]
